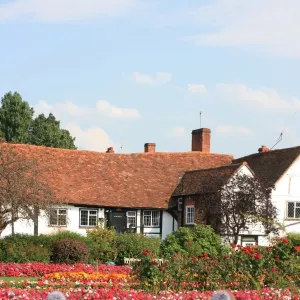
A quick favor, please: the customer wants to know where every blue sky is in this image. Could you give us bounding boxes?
[0,0,299,158]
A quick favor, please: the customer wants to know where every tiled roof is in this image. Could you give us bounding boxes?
[233,146,300,187]
[173,163,246,196]
[7,143,233,209]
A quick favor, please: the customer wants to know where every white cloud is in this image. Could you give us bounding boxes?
[66,122,113,152]
[171,126,185,137]
[133,72,172,86]
[35,99,140,120]
[216,125,254,137]
[0,0,138,23]
[184,0,300,57]
[216,83,300,112]
[34,100,88,119]
[188,84,207,95]
[34,99,139,151]
[96,100,140,119]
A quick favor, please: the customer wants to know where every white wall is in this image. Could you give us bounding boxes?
[162,211,177,239]
[272,156,300,235]
[1,206,104,237]
[1,206,176,240]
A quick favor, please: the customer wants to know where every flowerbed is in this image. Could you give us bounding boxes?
[44,271,129,282]
[0,262,130,277]
[0,287,299,300]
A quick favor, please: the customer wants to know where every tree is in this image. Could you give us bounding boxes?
[29,113,76,149]
[220,174,277,244]
[0,143,61,236]
[0,91,76,149]
[0,92,34,143]
[199,174,277,244]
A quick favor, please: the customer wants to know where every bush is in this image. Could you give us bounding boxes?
[133,238,300,293]
[0,231,91,263]
[87,227,117,264]
[0,234,50,263]
[160,225,226,259]
[116,233,161,265]
[287,232,300,248]
[51,238,89,264]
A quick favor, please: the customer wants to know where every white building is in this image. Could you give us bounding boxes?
[1,128,233,239]
[234,145,300,238]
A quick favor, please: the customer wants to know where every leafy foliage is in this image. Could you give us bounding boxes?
[0,91,76,149]
[0,232,92,263]
[0,92,33,143]
[0,234,50,263]
[87,227,117,264]
[116,233,161,265]
[134,237,300,293]
[29,113,76,149]
[160,225,225,259]
[51,238,89,264]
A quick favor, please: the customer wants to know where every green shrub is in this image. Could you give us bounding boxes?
[51,238,89,264]
[0,234,50,263]
[87,227,117,263]
[0,231,91,263]
[160,225,226,259]
[116,233,161,265]
[287,232,300,247]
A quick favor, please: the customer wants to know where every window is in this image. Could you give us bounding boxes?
[49,209,67,226]
[186,205,195,225]
[126,211,136,228]
[287,202,300,219]
[80,209,98,226]
[143,210,160,227]
[178,198,183,211]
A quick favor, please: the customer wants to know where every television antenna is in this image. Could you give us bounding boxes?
[200,109,204,128]
[270,111,297,150]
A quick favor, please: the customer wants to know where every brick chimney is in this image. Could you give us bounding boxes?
[106,147,114,153]
[144,143,156,153]
[191,128,211,152]
[258,145,270,153]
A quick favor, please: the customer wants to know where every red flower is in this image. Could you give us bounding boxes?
[142,249,149,256]
[294,246,300,252]
[151,260,158,265]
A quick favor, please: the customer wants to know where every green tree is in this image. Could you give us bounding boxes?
[29,113,76,149]
[0,92,34,143]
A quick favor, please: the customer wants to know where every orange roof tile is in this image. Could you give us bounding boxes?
[7,143,233,209]
[173,163,246,196]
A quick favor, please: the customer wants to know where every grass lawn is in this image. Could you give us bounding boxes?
[0,277,37,282]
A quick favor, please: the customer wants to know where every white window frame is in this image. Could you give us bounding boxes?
[186,205,195,225]
[80,209,98,227]
[49,208,67,226]
[287,201,300,219]
[143,210,160,227]
[178,198,183,212]
[126,211,136,228]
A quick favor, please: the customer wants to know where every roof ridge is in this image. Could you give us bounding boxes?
[234,145,300,162]
[5,142,233,157]
[184,162,243,174]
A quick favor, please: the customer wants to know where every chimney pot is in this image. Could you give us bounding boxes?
[258,145,270,153]
[191,128,211,152]
[144,143,156,153]
[106,147,114,153]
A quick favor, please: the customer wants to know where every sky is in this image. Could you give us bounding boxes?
[0,0,299,158]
